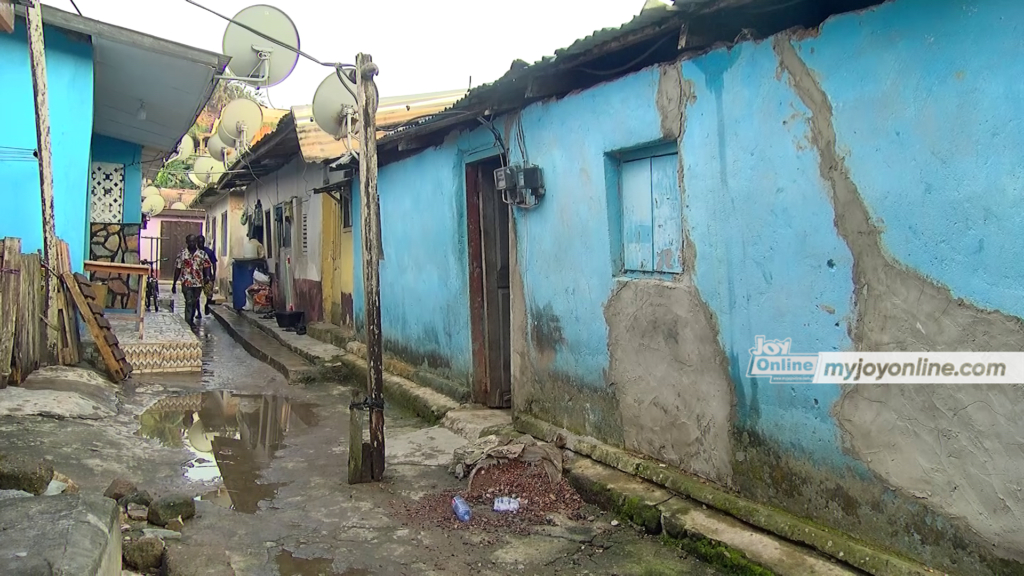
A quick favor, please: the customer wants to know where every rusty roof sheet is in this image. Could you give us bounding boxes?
[292,89,468,163]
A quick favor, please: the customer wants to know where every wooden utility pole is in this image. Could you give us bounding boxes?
[25,1,60,361]
[355,53,386,482]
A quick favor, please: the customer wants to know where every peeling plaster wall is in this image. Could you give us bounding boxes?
[363,0,1024,569]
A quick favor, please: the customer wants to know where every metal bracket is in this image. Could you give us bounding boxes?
[349,396,385,412]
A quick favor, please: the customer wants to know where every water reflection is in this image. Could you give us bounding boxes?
[138,391,318,513]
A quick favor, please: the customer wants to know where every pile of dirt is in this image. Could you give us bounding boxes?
[394,460,586,535]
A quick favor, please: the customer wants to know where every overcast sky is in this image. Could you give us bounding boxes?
[43,0,649,108]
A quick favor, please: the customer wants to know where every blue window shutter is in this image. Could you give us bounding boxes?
[621,158,653,272]
[651,154,682,273]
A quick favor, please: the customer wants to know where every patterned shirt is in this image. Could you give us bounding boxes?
[175,248,212,288]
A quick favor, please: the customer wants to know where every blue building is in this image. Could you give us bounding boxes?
[335,0,1024,572]
[0,5,229,270]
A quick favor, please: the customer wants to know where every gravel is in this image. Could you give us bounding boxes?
[393,460,586,535]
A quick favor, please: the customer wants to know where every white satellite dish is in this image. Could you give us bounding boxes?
[207,133,233,163]
[142,194,166,217]
[219,98,264,147]
[170,202,188,210]
[312,70,358,139]
[187,172,205,188]
[209,160,226,184]
[168,134,195,163]
[221,5,300,88]
[193,156,220,184]
[141,185,161,199]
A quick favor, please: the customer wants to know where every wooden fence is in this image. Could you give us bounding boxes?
[0,237,81,387]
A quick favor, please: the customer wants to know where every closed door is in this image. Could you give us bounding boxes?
[160,220,203,279]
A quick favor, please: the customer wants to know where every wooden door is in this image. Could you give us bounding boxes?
[160,220,203,279]
[466,159,512,408]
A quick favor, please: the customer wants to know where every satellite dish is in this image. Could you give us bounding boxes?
[222,5,300,87]
[312,70,358,139]
[170,202,188,210]
[142,195,166,217]
[168,135,195,163]
[141,185,161,199]
[207,133,233,163]
[219,99,264,146]
[193,156,220,184]
[187,172,206,188]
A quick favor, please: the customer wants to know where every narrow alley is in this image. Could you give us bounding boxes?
[0,309,729,576]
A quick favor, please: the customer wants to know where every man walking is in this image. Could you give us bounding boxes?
[196,235,218,320]
[172,234,212,328]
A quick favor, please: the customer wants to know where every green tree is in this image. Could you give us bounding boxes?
[154,83,268,190]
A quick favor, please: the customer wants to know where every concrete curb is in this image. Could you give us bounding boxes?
[212,306,460,424]
[517,414,937,576]
[566,457,860,576]
[209,307,316,382]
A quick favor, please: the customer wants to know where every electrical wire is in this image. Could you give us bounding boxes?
[184,0,354,71]
[68,0,82,16]
[578,34,675,76]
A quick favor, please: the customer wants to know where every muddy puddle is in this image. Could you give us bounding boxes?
[275,550,372,576]
[137,391,318,513]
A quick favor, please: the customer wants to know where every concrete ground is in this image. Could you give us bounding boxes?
[0,310,727,576]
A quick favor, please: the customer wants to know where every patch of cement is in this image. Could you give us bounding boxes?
[441,408,513,440]
[605,278,735,485]
[0,386,115,419]
[387,426,468,467]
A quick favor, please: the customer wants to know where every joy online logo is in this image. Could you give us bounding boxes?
[746,336,818,383]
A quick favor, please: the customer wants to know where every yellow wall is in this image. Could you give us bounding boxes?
[321,195,353,326]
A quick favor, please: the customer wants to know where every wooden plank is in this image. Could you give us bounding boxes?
[62,272,125,381]
[12,253,41,384]
[356,53,386,482]
[0,239,19,387]
[83,260,150,276]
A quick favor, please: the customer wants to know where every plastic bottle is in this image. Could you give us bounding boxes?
[452,495,472,522]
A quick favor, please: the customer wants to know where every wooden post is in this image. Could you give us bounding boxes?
[355,53,386,481]
[25,1,61,362]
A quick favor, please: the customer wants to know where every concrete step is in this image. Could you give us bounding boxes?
[566,457,863,576]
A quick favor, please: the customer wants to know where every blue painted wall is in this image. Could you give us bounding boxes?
[0,20,93,270]
[682,41,857,467]
[798,0,1024,318]
[91,134,143,224]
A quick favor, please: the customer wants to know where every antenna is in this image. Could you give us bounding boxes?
[312,69,358,145]
[142,194,166,217]
[207,133,233,163]
[218,98,264,152]
[167,135,194,164]
[219,5,300,88]
[192,156,220,184]
[141,185,161,199]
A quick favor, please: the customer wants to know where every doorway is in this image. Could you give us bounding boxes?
[160,220,203,279]
[466,158,512,408]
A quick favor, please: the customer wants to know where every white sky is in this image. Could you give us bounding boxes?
[43,0,649,108]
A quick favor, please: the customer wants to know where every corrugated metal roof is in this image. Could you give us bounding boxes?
[292,90,468,164]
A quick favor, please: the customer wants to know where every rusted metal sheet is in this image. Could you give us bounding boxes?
[0,0,13,34]
[293,90,466,164]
